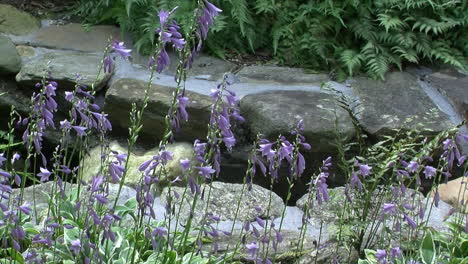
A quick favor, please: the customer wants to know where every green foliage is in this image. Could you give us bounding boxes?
[73,0,468,79]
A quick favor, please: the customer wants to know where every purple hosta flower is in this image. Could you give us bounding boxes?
[18,201,32,215]
[196,166,216,180]
[103,55,113,73]
[407,260,420,264]
[390,247,402,259]
[314,172,329,205]
[358,164,372,176]
[113,152,127,164]
[72,126,87,137]
[0,183,13,199]
[0,169,10,179]
[404,214,417,229]
[375,249,387,263]
[91,112,112,132]
[159,150,173,165]
[246,242,259,258]
[44,83,56,97]
[423,166,437,179]
[350,172,363,190]
[90,175,104,193]
[434,190,440,207]
[222,136,236,150]
[193,140,207,162]
[11,226,26,241]
[198,1,222,40]
[255,216,265,228]
[406,161,419,173]
[152,227,167,238]
[37,167,51,182]
[156,48,170,73]
[70,239,81,255]
[180,159,191,172]
[296,152,306,177]
[108,162,125,183]
[177,95,189,122]
[11,153,20,165]
[60,119,72,130]
[111,40,131,59]
[278,140,293,163]
[382,203,397,215]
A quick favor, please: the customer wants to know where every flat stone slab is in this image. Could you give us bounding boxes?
[18,23,124,52]
[0,4,40,35]
[132,51,235,81]
[351,72,454,136]
[237,65,329,84]
[105,78,212,142]
[16,50,111,91]
[240,90,355,152]
[0,35,21,75]
[427,69,468,122]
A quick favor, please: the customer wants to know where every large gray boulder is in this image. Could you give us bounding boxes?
[0,4,40,35]
[427,69,468,122]
[105,78,212,142]
[0,35,21,75]
[240,90,355,152]
[15,50,111,91]
[351,71,454,136]
[297,186,454,234]
[82,140,194,187]
[160,181,285,224]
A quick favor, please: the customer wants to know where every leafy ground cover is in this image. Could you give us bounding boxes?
[0,1,467,264]
[71,0,468,80]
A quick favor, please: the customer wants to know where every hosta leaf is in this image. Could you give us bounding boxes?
[420,231,436,264]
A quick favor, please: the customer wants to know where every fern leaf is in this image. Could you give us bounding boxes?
[377,13,406,32]
[339,49,362,76]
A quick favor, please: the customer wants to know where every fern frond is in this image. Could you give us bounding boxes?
[339,49,362,76]
[377,13,406,32]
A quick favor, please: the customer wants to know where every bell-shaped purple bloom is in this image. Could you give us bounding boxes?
[37,167,51,182]
[72,126,87,137]
[359,164,372,176]
[196,166,216,180]
[375,249,387,263]
[406,161,419,173]
[180,159,191,172]
[390,247,402,259]
[177,95,189,122]
[111,41,131,59]
[382,203,397,215]
[70,239,81,255]
[245,242,259,258]
[423,166,437,179]
[222,136,236,150]
[404,214,417,229]
[156,48,170,73]
[18,202,32,215]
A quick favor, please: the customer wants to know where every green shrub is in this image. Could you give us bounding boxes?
[73,0,468,79]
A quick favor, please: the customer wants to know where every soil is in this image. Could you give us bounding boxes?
[0,0,77,16]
